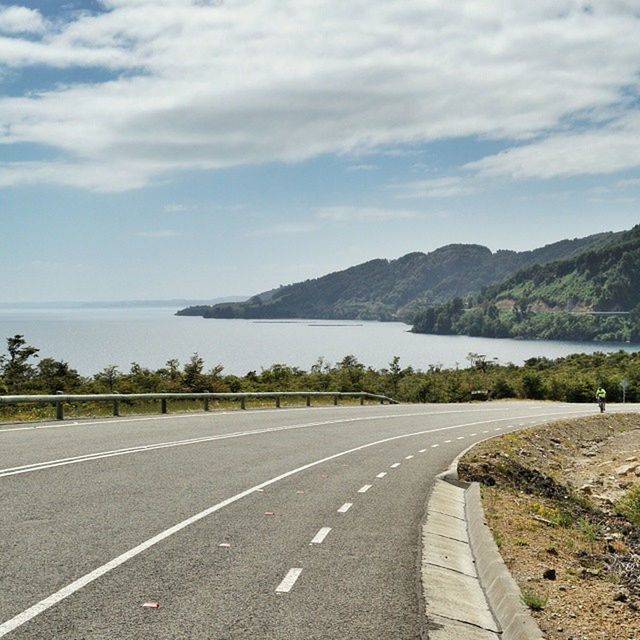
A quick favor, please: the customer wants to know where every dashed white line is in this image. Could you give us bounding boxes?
[419,448,426,453]
[431,444,439,448]
[470,433,477,436]
[494,428,502,431]
[276,568,303,593]
[456,436,465,440]
[405,455,414,460]
[0,407,599,637]
[444,440,452,443]
[482,430,490,433]
[376,472,387,478]
[358,484,372,493]
[390,462,401,468]
[310,528,332,545]
[337,503,352,513]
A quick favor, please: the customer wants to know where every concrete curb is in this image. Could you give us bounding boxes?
[422,445,545,640]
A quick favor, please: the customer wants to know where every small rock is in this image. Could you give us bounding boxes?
[559,585,567,591]
[580,483,593,494]
[613,591,628,603]
[550,437,562,444]
[543,568,557,580]
[616,463,639,476]
[625,456,638,462]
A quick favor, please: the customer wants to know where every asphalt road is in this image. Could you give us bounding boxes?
[0,401,630,639]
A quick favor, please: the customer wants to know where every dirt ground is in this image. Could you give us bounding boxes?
[459,413,640,640]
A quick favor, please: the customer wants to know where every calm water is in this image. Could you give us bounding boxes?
[0,307,638,376]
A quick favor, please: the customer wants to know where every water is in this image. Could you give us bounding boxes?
[0,307,638,376]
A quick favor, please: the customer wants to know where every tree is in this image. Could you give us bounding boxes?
[95,365,120,392]
[0,335,39,393]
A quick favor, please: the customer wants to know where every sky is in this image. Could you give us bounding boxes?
[1,0,640,302]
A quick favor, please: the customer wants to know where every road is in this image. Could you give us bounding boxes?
[0,401,626,639]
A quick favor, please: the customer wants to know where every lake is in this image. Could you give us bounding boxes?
[0,307,638,376]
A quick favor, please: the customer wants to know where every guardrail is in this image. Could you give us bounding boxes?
[0,391,399,421]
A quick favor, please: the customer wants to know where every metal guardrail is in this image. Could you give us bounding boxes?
[0,391,398,421]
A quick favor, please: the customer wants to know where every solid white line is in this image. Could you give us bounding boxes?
[337,503,352,513]
[405,455,414,459]
[0,407,600,637]
[0,405,525,434]
[390,462,401,468]
[376,472,387,478]
[358,484,372,493]
[276,568,303,593]
[0,409,528,478]
[310,527,332,545]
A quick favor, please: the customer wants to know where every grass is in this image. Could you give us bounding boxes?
[615,485,640,526]
[521,589,548,611]
[0,396,366,424]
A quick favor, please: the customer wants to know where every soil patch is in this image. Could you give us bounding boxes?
[459,413,640,640]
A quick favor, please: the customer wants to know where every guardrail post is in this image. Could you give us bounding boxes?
[113,394,120,417]
[161,398,168,414]
[275,396,281,408]
[55,390,64,421]
[204,397,210,412]
[360,396,365,406]
[306,395,311,407]
[333,395,338,406]
[380,398,385,405]
[240,397,246,410]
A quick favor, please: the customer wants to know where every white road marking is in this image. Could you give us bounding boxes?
[470,433,477,436]
[0,405,528,435]
[390,462,401,468]
[338,503,352,513]
[431,444,439,448]
[276,568,303,593]
[405,455,414,459]
[482,430,490,433]
[358,484,372,493]
[494,428,502,431]
[310,527,332,545]
[0,409,534,478]
[444,440,452,443]
[456,436,464,440]
[0,408,602,638]
[376,472,387,478]
[419,448,426,453]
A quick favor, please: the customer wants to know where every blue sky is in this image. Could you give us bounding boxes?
[1,0,640,302]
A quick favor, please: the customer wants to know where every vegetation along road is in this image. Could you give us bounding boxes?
[2,401,635,639]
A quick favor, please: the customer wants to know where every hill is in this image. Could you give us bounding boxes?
[177,232,615,322]
[412,225,640,342]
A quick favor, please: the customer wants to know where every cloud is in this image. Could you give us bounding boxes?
[346,164,377,172]
[0,6,45,34]
[390,176,475,199]
[467,112,640,180]
[249,222,318,237]
[0,1,639,189]
[316,206,422,222]
[133,229,181,238]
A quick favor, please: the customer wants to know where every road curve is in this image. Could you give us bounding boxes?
[0,401,627,639]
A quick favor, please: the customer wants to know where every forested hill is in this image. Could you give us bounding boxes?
[412,225,640,343]
[178,231,616,321]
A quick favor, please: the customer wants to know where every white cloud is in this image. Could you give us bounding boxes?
[0,1,639,189]
[133,229,181,238]
[467,112,640,179]
[391,176,476,199]
[316,206,422,222]
[249,222,318,237]
[0,5,45,34]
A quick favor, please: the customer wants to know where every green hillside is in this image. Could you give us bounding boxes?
[178,231,615,322]
[412,225,640,343]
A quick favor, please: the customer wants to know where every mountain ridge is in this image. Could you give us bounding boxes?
[177,230,619,322]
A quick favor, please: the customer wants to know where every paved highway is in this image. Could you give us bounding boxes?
[0,401,627,639]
